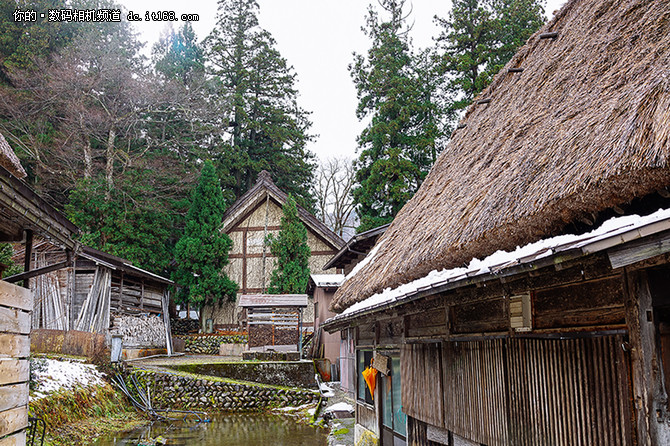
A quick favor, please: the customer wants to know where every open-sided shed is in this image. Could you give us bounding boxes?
[239,294,308,352]
[9,242,174,356]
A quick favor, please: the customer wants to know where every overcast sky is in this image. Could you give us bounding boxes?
[118,0,567,162]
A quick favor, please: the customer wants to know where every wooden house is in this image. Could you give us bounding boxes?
[323,1,670,445]
[313,224,388,392]
[10,242,174,358]
[308,274,344,363]
[206,170,345,329]
[0,132,77,446]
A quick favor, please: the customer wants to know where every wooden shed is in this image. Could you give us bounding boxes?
[205,170,345,329]
[239,294,308,352]
[8,243,175,357]
[0,132,77,446]
[323,1,670,445]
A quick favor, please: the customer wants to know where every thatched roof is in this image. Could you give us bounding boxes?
[332,0,670,312]
[0,132,27,179]
[221,170,345,250]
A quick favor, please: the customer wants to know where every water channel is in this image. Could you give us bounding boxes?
[94,413,328,445]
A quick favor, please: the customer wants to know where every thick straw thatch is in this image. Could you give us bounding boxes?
[332,0,670,312]
[0,132,26,179]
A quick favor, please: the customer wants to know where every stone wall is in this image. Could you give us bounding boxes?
[111,313,166,348]
[177,334,248,355]
[132,369,318,411]
[165,360,317,389]
[171,318,199,336]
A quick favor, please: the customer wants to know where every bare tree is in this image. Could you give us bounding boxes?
[314,157,357,239]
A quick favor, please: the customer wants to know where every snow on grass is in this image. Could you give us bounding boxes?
[31,357,106,400]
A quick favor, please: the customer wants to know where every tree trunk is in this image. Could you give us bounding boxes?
[83,137,92,179]
[105,128,116,198]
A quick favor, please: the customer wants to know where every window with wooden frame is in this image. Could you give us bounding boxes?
[357,349,374,405]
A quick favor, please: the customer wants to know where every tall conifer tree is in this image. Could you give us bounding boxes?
[205,0,316,209]
[266,195,311,294]
[350,0,440,232]
[173,161,238,320]
[436,0,545,112]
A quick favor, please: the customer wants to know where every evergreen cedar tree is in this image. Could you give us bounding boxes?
[351,0,544,233]
[436,0,545,111]
[266,194,311,294]
[173,161,238,309]
[350,0,435,233]
[206,0,316,211]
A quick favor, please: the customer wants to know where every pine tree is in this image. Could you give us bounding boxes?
[350,0,441,232]
[153,22,204,84]
[173,162,238,314]
[436,0,545,112]
[205,0,316,209]
[266,194,311,294]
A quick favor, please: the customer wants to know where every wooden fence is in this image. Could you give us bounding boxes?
[0,281,32,446]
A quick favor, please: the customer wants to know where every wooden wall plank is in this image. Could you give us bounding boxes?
[0,384,28,412]
[0,282,31,312]
[0,360,29,385]
[0,308,30,335]
[0,406,28,438]
[0,334,29,358]
[0,430,26,446]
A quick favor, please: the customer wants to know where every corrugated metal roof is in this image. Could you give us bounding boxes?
[239,294,309,308]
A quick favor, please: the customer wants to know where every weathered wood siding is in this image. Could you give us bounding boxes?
[401,343,444,428]
[402,335,633,446]
[506,335,632,445]
[0,281,31,445]
[443,339,508,445]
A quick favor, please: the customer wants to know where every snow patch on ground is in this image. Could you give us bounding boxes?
[325,402,354,412]
[30,357,106,400]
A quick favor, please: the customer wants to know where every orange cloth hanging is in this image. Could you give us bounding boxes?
[362,366,378,400]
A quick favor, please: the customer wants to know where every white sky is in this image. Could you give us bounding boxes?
[118,0,567,162]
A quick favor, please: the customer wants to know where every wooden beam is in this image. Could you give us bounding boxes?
[21,230,32,289]
[4,260,68,284]
[0,360,29,385]
[0,406,28,438]
[0,282,31,312]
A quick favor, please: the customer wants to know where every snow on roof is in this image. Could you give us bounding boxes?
[310,274,345,287]
[326,207,670,324]
[342,238,384,284]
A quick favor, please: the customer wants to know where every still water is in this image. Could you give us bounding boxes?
[94,413,328,446]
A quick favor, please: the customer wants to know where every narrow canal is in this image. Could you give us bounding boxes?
[94,413,328,445]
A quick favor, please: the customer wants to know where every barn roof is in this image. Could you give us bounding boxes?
[221,170,345,250]
[332,0,670,312]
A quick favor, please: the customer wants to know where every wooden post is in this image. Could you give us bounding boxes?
[140,280,144,310]
[70,255,76,330]
[624,269,670,445]
[119,272,124,312]
[22,229,33,289]
[298,308,303,355]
